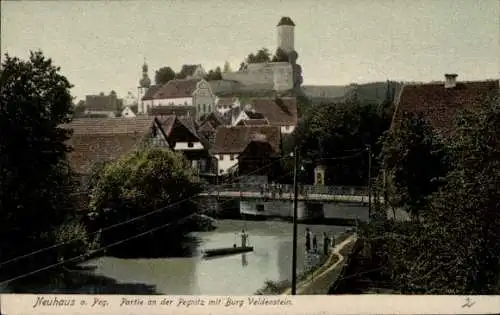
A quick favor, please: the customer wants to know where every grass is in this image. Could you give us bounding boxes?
[254,232,353,295]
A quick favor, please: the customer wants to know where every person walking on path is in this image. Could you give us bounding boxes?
[322,232,331,256]
[305,227,312,252]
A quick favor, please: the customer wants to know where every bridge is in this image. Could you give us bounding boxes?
[200,183,376,203]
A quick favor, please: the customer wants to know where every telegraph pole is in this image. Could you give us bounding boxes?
[367,145,372,219]
[291,146,299,295]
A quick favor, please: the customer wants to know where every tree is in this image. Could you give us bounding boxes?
[379,112,449,221]
[205,66,222,81]
[271,48,289,62]
[292,100,389,185]
[88,147,202,256]
[0,51,93,278]
[384,98,500,294]
[72,99,86,117]
[223,61,232,73]
[155,66,176,85]
[245,48,271,64]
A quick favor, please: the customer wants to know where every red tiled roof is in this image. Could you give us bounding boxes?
[248,97,298,126]
[153,79,200,100]
[211,125,281,154]
[63,117,160,174]
[392,80,499,136]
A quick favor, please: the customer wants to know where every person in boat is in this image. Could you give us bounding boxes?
[305,227,312,252]
[240,229,249,248]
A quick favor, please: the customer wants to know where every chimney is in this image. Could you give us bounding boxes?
[444,73,458,89]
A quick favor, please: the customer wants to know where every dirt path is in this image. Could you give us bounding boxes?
[282,234,357,295]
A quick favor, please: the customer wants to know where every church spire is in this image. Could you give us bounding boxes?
[139,58,151,88]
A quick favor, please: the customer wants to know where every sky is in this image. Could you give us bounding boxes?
[1,0,499,102]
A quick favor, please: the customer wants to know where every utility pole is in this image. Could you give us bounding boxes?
[367,145,372,219]
[291,146,300,295]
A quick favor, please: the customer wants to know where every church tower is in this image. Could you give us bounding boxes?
[138,59,151,115]
[277,17,295,54]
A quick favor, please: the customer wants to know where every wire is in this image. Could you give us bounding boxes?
[0,213,198,286]
[0,155,289,268]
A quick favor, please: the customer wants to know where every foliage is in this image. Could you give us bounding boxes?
[205,66,222,81]
[378,112,449,220]
[365,97,500,294]
[292,100,390,185]
[72,100,86,117]
[155,66,176,85]
[88,147,202,252]
[0,51,92,278]
[271,48,289,62]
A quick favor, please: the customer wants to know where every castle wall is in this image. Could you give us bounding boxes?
[222,62,293,92]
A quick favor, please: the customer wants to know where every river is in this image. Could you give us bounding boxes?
[2,220,347,295]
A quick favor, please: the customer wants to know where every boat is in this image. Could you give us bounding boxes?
[203,246,254,258]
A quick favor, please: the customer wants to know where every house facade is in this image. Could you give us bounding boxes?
[211,125,281,175]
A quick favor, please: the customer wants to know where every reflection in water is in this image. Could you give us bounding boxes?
[241,254,248,267]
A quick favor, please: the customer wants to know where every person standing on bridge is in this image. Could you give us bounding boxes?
[312,233,318,252]
[323,232,331,256]
[240,229,249,248]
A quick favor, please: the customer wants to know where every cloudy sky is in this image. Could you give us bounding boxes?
[2,0,498,102]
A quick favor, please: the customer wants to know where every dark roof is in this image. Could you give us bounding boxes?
[63,117,160,174]
[392,80,499,136]
[200,112,227,127]
[148,106,196,117]
[247,97,298,126]
[244,111,265,119]
[85,94,120,112]
[237,119,269,126]
[157,115,200,140]
[277,17,295,27]
[211,125,281,154]
[142,85,161,100]
[153,79,200,99]
[199,120,216,133]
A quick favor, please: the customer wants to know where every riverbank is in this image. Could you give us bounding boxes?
[254,232,355,295]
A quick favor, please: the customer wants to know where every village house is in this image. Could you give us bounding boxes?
[231,97,298,134]
[141,79,216,121]
[84,92,123,118]
[391,74,499,137]
[157,115,216,176]
[237,132,282,183]
[64,117,169,191]
[197,112,228,143]
[211,125,281,175]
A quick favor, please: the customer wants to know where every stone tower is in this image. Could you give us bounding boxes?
[277,17,295,54]
[138,59,151,114]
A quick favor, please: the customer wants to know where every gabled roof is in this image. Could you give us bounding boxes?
[200,111,227,127]
[148,105,196,117]
[152,79,200,100]
[211,125,281,154]
[142,85,161,100]
[85,94,120,112]
[63,117,161,174]
[157,115,200,140]
[391,79,499,136]
[199,120,216,133]
[247,97,298,126]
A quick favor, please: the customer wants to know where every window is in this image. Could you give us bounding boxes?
[203,104,206,113]
[256,204,265,212]
[219,155,224,160]
[188,142,194,148]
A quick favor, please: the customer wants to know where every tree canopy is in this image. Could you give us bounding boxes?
[204,66,222,81]
[155,66,176,85]
[88,147,202,255]
[0,51,93,278]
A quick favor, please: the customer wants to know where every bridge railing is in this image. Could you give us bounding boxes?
[208,183,369,197]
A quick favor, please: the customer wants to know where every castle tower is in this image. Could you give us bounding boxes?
[277,17,295,54]
[138,59,151,114]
